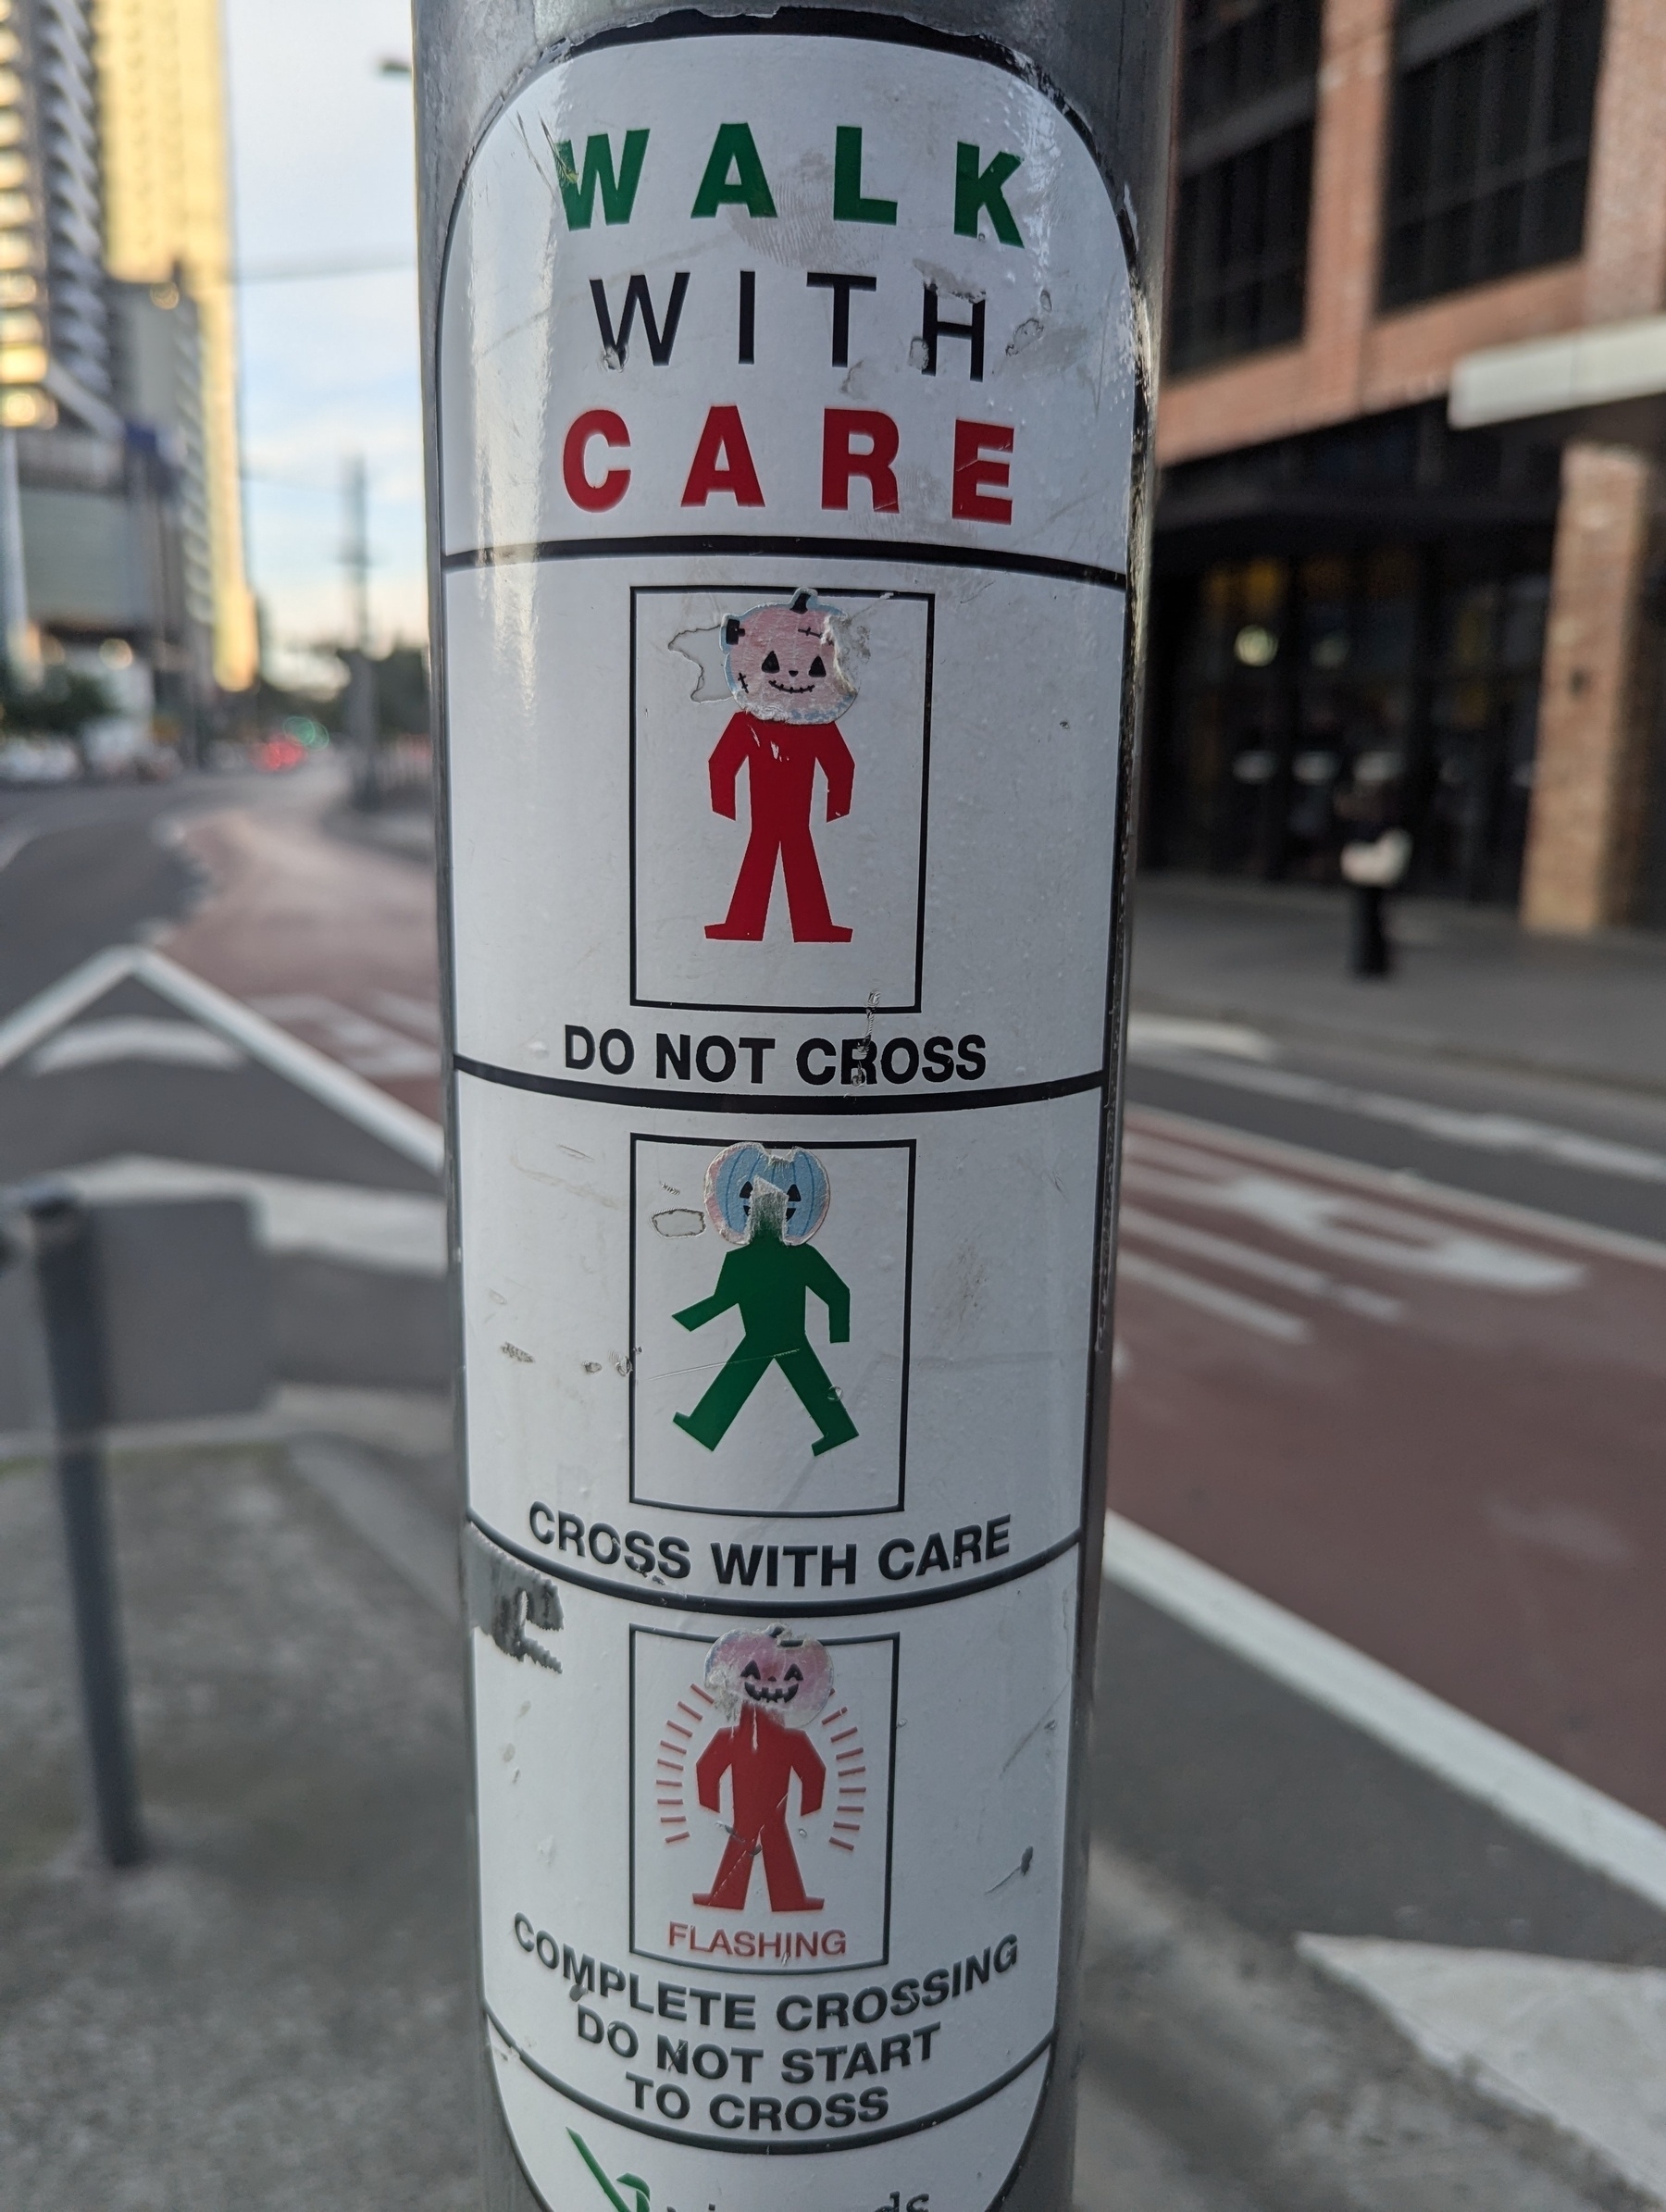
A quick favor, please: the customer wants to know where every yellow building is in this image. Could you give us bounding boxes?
[93,0,255,690]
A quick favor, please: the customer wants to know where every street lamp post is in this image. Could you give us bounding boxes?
[412,5,1174,2206]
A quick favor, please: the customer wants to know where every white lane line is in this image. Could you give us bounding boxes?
[1104,1511,1666,1916]
[1130,1102,1666,1274]
[0,943,143,1070]
[29,1016,244,1074]
[1296,1936,1666,2203]
[370,988,442,1041]
[1122,1142,1584,1294]
[60,1156,445,1274]
[133,951,444,1171]
[0,820,39,872]
[1125,1014,1275,1062]
[1129,1037,1666,1187]
[251,991,441,1080]
[0,945,445,1171]
[1119,1202,1403,1322]
[1115,1249,1311,1343]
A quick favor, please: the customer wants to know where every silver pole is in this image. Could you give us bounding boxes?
[0,427,37,682]
[412,6,1174,2206]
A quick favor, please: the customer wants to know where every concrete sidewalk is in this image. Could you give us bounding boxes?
[0,1422,476,2212]
[1131,876,1666,1096]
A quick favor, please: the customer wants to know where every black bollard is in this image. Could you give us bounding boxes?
[29,1193,146,1869]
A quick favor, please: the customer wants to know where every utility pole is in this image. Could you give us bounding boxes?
[341,453,377,801]
[0,428,37,684]
[412,7,1175,2208]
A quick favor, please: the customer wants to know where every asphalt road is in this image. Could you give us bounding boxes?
[0,777,235,1016]
[5,786,1662,2209]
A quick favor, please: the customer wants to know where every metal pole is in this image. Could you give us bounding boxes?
[0,425,38,684]
[413,6,1174,2206]
[30,1194,147,1870]
[342,454,379,802]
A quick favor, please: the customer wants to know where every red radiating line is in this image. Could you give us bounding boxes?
[689,1683,715,1705]
[658,1743,687,1758]
[665,1833,690,1845]
[676,1702,703,1721]
[833,1821,861,1833]
[836,1758,865,1772]
[820,1708,849,1727]
[660,1814,688,1826]
[829,1837,854,1852]
[829,1727,858,1744]
[666,1721,693,1739]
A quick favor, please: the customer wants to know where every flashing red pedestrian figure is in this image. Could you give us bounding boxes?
[693,1624,832,1914]
[705,592,856,943]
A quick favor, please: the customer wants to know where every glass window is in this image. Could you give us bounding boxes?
[1171,125,1314,370]
[1382,0,1606,308]
[1169,0,1322,372]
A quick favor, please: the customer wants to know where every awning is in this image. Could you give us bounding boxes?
[1449,316,1666,441]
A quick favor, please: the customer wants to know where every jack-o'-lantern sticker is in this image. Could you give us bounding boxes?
[654,1626,872,1916]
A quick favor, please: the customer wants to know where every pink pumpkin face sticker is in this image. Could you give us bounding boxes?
[704,1624,833,1731]
[721,595,856,725]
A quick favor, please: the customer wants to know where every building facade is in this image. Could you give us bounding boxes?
[93,0,255,690]
[1147,0,1666,931]
[0,0,214,741]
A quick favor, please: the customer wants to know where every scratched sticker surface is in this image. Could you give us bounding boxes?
[437,21,1136,2209]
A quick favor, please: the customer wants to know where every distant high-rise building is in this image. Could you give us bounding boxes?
[93,0,255,689]
[0,0,118,433]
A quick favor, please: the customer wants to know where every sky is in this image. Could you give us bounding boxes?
[225,0,425,687]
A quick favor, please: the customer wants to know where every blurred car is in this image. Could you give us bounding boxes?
[255,733,308,773]
[0,736,81,784]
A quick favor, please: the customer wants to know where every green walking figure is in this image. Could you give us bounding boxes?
[673,1177,859,1456]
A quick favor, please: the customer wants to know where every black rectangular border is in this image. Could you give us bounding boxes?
[628,582,935,1015]
[628,1130,916,1519]
[628,1622,901,1977]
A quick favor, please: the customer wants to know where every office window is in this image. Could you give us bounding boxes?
[1170,127,1314,371]
[1382,0,1606,308]
[1169,0,1322,373]
[1159,0,1318,371]
[1182,0,1321,130]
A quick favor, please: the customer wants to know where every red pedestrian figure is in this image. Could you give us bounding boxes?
[693,1624,832,1914]
[705,593,856,943]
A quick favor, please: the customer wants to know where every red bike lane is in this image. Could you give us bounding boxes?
[1108,1107,1666,1827]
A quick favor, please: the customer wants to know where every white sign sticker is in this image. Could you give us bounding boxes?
[438,19,1137,2209]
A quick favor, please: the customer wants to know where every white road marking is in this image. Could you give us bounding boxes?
[252,992,441,1079]
[1125,1013,1275,1062]
[1133,1102,1666,1274]
[1103,1511,1666,1916]
[1124,1130,1584,1293]
[59,1155,445,1275]
[28,1016,244,1075]
[1115,1249,1311,1343]
[1129,1034,1666,1187]
[1119,1203,1402,1322]
[0,943,145,1071]
[369,988,442,1040]
[1297,1935,1666,2203]
[0,945,445,1171]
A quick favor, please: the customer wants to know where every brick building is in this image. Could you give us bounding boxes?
[1143,0,1666,930]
